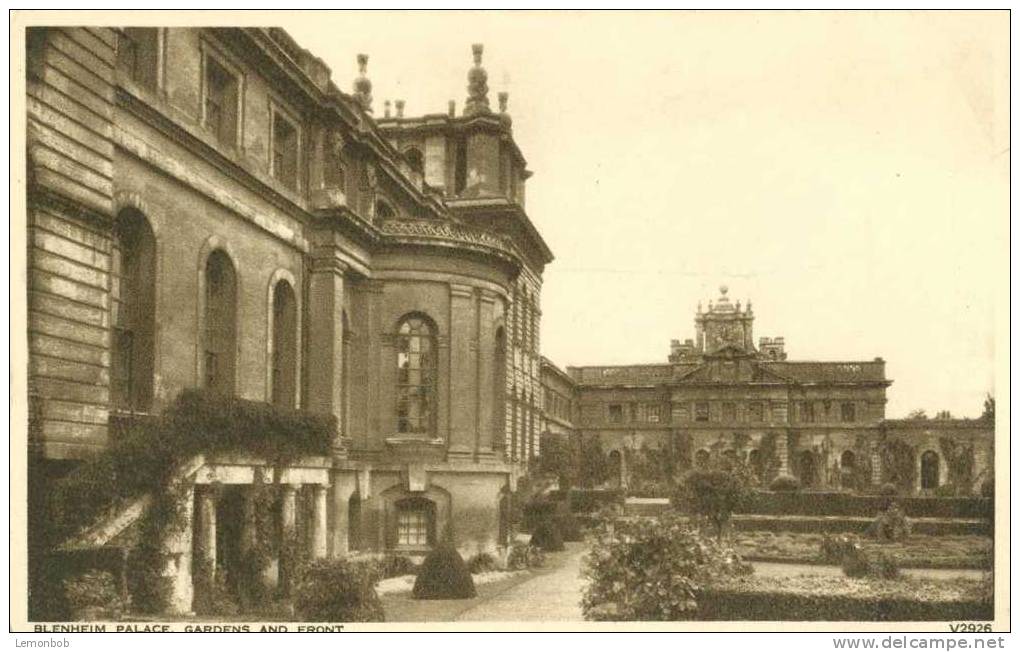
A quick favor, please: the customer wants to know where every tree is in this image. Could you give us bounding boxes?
[536,431,573,490]
[982,394,995,421]
[672,470,750,541]
[935,410,953,420]
[906,409,928,420]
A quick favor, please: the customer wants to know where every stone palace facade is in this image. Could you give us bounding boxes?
[26,26,551,613]
[557,287,993,495]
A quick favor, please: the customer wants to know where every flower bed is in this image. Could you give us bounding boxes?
[733,532,992,570]
[697,575,993,621]
[741,492,992,520]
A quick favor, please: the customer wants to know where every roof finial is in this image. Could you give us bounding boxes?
[448,100,456,117]
[464,43,490,116]
[383,100,391,118]
[498,91,508,113]
[354,53,373,113]
[395,99,405,118]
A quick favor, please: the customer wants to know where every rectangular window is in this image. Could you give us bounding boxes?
[695,401,710,422]
[801,401,815,423]
[608,404,624,423]
[841,402,856,422]
[748,402,764,422]
[117,28,158,90]
[397,509,429,547]
[721,402,736,422]
[204,54,239,148]
[272,110,299,191]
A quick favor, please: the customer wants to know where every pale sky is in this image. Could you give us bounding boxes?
[283,10,1008,419]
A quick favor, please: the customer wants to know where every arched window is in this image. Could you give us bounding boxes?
[841,450,856,469]
[341,310,351,436]
[494,326,507,452]
[608,450,623,488]
[111,209,156,411]
[798,450,817,487]
[694,449,711,467]
[748,449,763,476]
[271,280,297,408]
[204,250,237,396]
[921,450,940,490]
[375,200,395,220]
[396,314,436,435]
[403,147,424,175]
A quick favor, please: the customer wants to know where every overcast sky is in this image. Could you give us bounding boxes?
[284,10,1007,418]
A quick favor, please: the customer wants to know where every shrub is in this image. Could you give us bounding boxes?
[819,534,860,564]
[466,553,499,574]
[768,475,801,492]
[529,519,565,552]
[412,544,477,600]
[191,557,241,617]
[674,470,751,540]
[506,542,544,570]
[557,511,583,542]
[567,489,624,514]
[379,555,417,579]
[581,514,753,621]
[867,503,912,542]
[878,482,899,497]
[293,559,384,622]
[841,548,901,580]
[62,570,126,621]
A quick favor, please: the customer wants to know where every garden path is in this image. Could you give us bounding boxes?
[380,542,589,623]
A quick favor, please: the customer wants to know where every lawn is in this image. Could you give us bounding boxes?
[733,532,992,569]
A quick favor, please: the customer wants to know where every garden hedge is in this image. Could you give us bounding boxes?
[731,515,989,536]
[546,489,624,514]
[697,576,992,621]
[740,491,992,520]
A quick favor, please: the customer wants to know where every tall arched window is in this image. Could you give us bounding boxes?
[375,200,395,220]
[111,209,156,411]
[494,327,506,451]
[204,250,237,396]
[271,280,297,408]
[341,310,351,436]
[921,450,940,490]
[403,147,424,175]
[396,314,436,435]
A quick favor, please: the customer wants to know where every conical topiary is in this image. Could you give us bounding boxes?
[411,543,477,600]
[529,519,565,551]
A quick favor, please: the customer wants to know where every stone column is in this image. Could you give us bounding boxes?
[307,237,347,456]
[279,484,298,594]
[871,439,883,486]
[448,284,476,459]
[476,290,498,458]
[329,471,358,557]
[195,487,217,586]
[776,431,790,476]
[310,484,329,559]
[162,484,195,615]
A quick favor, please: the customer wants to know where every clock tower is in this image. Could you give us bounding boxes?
[695,285,755,355]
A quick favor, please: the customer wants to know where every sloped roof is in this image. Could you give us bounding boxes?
[763,361,888,383]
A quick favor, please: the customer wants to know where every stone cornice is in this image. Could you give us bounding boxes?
[378,218,524,271]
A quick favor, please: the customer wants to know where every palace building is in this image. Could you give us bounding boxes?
[553,286,993,495]
[26,26,550,613]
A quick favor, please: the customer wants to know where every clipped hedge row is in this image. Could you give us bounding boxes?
[740,491,992,520]
[697,577,993,621]
[731,515,990,537]
[546,489,625,514]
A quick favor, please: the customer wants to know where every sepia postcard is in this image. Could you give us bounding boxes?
[8,9,1010,635]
